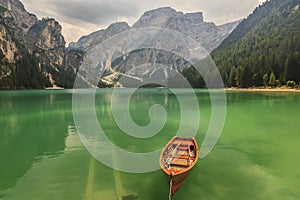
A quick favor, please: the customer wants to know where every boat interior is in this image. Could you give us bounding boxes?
[162,138,197,172]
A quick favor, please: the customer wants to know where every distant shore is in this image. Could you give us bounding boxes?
[225,87,300,93]
[45,86,64,90]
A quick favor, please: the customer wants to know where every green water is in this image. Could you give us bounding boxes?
[0,89,299,200]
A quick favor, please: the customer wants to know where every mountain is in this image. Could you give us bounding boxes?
[70,7,238,87]
[0,0,78,89]
[0,2,237,89]
[132,7,238,53]
[210,0,300,88]
[71,7,238,53]
[69,22,131,51]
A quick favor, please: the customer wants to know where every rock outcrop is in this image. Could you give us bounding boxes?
[133,7,238,52]
[0,0,37,43]
[0,0,73,89]
[69,22,131,51]
[27,18,66,66]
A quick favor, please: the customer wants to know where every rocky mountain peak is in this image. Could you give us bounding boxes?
[105,22,130,36]
[28,17,65,50]
[69,22,130,50]
[133,7,182,28]
[133,7,204,29]
[108,22,130,30]
[131,7,238,52]
[0,0,70,89]
[142,7,179,16]
[0,0,37,34]
[68,7,238,87]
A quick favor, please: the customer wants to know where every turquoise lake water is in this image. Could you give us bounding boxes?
[0,89,299,200]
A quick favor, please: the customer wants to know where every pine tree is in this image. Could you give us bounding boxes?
[269,72,276,87]
[263,73,269,87]
[229,67,237,87]
[240,65,252,88]
[285,53,300,83]
[236,67,242,88]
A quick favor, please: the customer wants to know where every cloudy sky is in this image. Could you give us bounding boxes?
[21,0,266,44]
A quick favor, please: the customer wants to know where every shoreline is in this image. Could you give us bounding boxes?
[225,87,300,93]
[1,87,300,93]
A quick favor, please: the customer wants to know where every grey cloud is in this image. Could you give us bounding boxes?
[198,0,260,23]
[23,0,139,25]
[53,0,139,24]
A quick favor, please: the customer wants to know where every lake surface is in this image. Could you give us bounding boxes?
[0,89,299,200]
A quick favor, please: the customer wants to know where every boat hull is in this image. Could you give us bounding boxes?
[160,136,199,196]
[164,168,194,195]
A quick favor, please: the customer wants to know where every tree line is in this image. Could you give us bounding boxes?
[209,0,300,88]
[178,0,300,89]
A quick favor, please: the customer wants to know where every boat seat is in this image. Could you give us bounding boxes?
[171,159,189,166]
[172,155,189,159]
[177,146,189,151]
[180,141,193,145]
[170,162,189,167]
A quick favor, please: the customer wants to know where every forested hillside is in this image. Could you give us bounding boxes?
[210,0,300,88]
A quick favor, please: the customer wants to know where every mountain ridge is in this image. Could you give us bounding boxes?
[68,7,238,87]
[71,7,238,53]
[0,1,238,89]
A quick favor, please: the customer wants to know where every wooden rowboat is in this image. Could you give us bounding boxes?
[159,136,199,196]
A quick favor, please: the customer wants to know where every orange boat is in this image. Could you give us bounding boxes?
[160,136,199,196]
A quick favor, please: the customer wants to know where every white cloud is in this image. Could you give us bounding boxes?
[21,0,262,43]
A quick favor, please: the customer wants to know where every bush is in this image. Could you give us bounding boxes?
[286,80,296,88]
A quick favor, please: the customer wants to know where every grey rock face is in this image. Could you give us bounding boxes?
[132,7,237,52]
[70,7,239,87]
[27,18,66,66]
[0,0,38,42]
[69,22,130,51]
[0,0,69,88]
